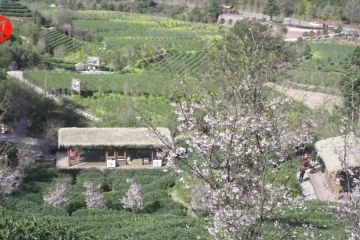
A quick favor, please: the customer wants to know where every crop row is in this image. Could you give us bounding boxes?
[152,51,208,76]
[0,1,32,17]
[73,12,220,52]
[107,38,205,51]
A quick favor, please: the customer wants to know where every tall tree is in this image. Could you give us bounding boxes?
[209,0,222,22]
[136,0,157,13]
[340,47,360,123]
[263,0,280,20]
[163,21,314,239]
[342,0,360,27]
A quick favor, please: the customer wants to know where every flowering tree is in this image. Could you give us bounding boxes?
[163,21,314,239]
[43,183,69,208]
[332,117,360,239]
[83,180,106,209]
[0,97,35,205]
[121,182,144,212]
[0,169,23,204]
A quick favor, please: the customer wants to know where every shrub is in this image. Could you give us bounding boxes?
[121,182,144,212]
[43,183,69,208]
[84,180,106,209]
[0,217,95,239]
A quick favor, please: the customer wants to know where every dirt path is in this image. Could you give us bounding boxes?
[266,83,343,111]
[7,71,101,122]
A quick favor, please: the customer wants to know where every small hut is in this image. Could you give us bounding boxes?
[315,135,360,198]
[87,56,101,71]
[58,127,172,168]
[75,63,86,71]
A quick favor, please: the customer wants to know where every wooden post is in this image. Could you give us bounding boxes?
[67,148,71,167]
[77,147,81,164]
[151,150,154,161]
[124,149,127,165]
[105,147,108,161]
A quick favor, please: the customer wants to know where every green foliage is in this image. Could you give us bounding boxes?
[0,79,87,137]
[136,0,157,13]
[0,41,42,69]
[339,46,360,120]
[0,68,6,80]
[209,0,222,21]
[266,157,302,196]
[0,217,94,239]
[263,0,280,19]
[225,20,285,61]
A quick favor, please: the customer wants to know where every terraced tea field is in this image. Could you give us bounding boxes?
[41,29,82,53]
[0,1,32,17]
[73,10,221,51]
[151,51,208,75]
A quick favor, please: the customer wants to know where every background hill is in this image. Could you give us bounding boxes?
[20,0,359,24]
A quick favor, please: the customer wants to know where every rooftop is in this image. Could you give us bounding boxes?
[58,127,173,148]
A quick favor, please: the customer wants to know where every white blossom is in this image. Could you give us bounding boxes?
[121,182,144,212]
[83,180,106,209]
[43,183,69,208]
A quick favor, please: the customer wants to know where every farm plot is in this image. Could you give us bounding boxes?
[291,42,356,91]
[41,29,82,53]
[0,1,32,17]
[73,11,221,51]
[0,162,209,239]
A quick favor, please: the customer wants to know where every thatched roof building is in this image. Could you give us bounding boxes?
[58,127,172,148]
[315,135,360,173]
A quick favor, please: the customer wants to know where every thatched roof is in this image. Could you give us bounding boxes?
[315,135,360,173]
[58,128,172,148]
